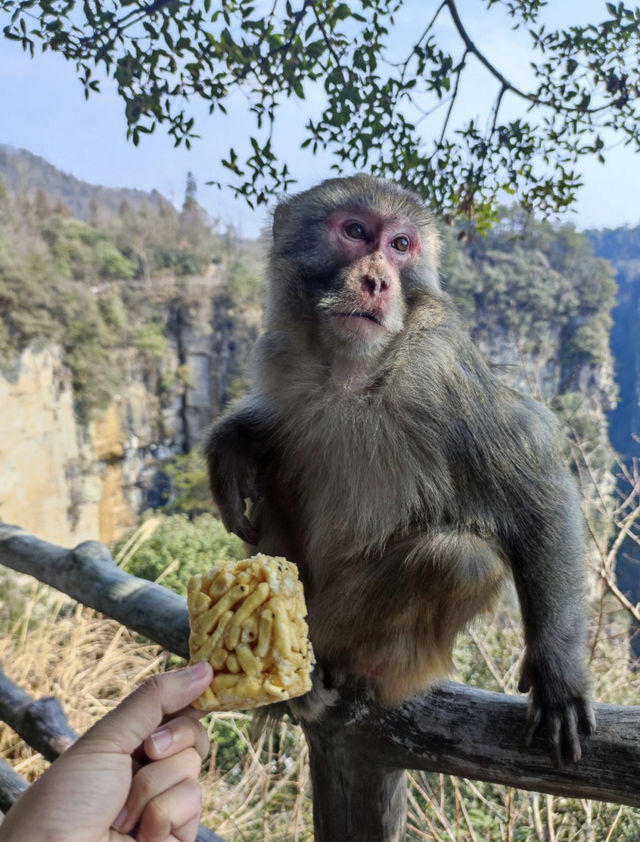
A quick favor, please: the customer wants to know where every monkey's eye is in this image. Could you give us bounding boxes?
[391,235,410,252]
[343,221,367,240]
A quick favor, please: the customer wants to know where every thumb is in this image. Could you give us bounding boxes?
[76,662,213,756]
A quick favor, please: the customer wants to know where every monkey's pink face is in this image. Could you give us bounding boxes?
[322,208,418,354]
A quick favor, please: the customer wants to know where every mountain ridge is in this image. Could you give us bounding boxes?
[0,144,170,220]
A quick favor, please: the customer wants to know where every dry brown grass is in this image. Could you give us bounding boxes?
[0,578,165,782]
[201,715,312,840]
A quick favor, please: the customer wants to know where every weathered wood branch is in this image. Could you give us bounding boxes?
[0,758,28,815]
[304,722,408,842]
[0,524,189,659]
[1,523,640,831]
[303,681,640,842]
[0,662,76,761]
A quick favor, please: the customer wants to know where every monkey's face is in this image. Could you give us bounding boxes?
[311,207,422,359]
[269,175,441,360]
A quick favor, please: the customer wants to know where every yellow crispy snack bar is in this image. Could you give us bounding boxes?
[187,554,315,711]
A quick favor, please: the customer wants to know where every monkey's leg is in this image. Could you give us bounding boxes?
[308,530,505,707]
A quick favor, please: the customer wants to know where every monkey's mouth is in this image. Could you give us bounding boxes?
[338,311,382,326]
[329,310,387,346]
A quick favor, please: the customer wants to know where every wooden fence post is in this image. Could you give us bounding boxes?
[303,717,407,842]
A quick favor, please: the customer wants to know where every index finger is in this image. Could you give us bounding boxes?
[78,663,213,756]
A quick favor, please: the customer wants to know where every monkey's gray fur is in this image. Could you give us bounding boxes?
[204,174,595,766]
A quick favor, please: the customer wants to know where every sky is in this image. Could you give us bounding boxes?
[0,0,638,237]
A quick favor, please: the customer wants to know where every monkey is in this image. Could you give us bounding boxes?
[204,174,595,766]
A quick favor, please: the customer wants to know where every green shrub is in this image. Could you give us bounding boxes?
[114,513,245,595]
[161,452,212,517]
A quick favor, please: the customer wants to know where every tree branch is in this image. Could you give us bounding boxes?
[438,48,468,145]
[444,0,530,100]
[0,526,190,658]
[396,0,446,80]
[310,0,348,84]
[443,0,610,117]
[0,662,76,761]
[78,0,177,47]
[0,758,28,816]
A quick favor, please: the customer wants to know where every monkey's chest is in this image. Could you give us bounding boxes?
[273,394,453,556]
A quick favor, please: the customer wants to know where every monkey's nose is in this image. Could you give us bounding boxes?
[362,275,389,296]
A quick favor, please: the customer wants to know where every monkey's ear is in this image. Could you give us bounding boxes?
[272,202,291,242]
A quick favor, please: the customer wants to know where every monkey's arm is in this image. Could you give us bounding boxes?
[202,398,272,545]
[505,470,596,767]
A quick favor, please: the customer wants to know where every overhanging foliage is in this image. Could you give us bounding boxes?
[2,1,640,228]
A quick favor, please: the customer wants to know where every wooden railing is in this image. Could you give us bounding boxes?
[1,523,640,842]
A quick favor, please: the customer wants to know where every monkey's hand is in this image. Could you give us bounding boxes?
[205,419,262,545]
[519,652,596,767]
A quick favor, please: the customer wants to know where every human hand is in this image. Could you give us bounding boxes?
[0,661,213,842]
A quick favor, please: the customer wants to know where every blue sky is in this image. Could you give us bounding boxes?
[1,0,638,237]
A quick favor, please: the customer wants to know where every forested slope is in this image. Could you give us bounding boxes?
[0,149,263,543]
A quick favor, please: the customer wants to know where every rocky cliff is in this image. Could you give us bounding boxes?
[588,226,640,625]
[0,279,259,546]
[588,226,640,462]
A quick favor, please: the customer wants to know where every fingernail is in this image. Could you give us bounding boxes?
[112,806,128,832]
[187,661,212,684]
[150,724,173,753]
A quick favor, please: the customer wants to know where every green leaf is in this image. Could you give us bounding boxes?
[306,39,325,59]
[334,3,352,21]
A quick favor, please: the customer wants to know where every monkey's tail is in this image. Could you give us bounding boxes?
[250,701,291,741]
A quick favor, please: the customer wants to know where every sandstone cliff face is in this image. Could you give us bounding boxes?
[0,347,154,545]
[0,282,259,546]
[0,346,102,545]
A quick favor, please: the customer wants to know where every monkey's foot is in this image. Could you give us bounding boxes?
[288,665,340,722]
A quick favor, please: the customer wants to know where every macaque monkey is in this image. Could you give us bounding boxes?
[204,175,595,765]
